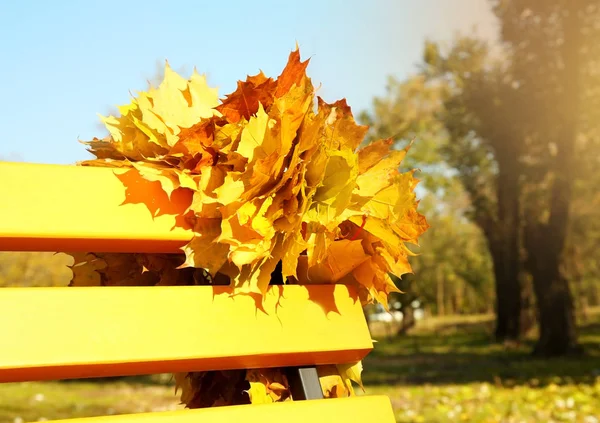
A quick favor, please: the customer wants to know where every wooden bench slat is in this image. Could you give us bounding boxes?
[44,396,396,423]
[0,285,372,382]
[0,162,191,253]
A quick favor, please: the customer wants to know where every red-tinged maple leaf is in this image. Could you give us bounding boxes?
[274,49,310,98]
[216,72,277,123]
[171,119,215,154]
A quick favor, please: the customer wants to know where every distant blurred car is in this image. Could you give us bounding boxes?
[369,302,424,323]
[370,310,404,322]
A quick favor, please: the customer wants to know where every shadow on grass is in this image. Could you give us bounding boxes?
[364,316,600,388]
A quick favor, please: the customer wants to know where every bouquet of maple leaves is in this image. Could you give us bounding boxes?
[67,49,428,407]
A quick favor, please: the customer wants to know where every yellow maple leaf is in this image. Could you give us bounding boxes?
[97,104,166,160]
[246,380,272,404]
[337,361,365,392]
[317,365,353,398]
[245,368,290,404]
[237,103,274,162]
[136,63,220,146]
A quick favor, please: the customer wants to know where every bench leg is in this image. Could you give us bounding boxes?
[284,366,324,400]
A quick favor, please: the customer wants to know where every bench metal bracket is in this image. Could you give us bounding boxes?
[284,366,324,400]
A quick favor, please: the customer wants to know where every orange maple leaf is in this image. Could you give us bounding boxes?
[274,49,310,98]
[216,72,277,123]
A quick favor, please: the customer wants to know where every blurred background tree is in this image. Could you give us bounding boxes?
[361,0,600,356]
[490,0,600,355]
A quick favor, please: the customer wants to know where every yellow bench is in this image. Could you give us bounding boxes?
[0,161,396,422]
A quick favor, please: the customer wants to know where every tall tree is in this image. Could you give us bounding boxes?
[492,0,600,355]
[566,153,600,321]
[421,37,528,342]
[360,74,496,323]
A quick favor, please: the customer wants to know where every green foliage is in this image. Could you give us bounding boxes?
[404,189,495,315]
[360,68,496,317]
[359,74,453,194]
[421,35,510,228]
[361,58,500,313]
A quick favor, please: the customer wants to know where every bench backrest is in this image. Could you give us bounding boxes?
[0,161,395,422]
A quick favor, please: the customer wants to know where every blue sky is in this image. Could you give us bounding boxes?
[0,0,496,165]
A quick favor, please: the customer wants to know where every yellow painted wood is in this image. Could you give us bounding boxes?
[45,396,396,423]
[0,285,372,382]
[0,161,192,253]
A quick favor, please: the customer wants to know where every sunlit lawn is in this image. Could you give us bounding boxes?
[1,310,599,423]
[364,310,600,422]
[0,377,182,422]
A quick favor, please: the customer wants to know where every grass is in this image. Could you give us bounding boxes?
[363,309,600,422]
[1,310,599,423]
[0,377,183,422]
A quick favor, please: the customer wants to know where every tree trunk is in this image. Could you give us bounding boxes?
[528,250,579,355]
[397,305,416,335]
[490,244,521,342]
[437,265,445,316]
[519,274,536,336]
[455,280,464,314]
[491,245,509,338]
[524,162,580,355]
[525,154,580,356]
[487,163,522,343]
[525,2,582,357]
